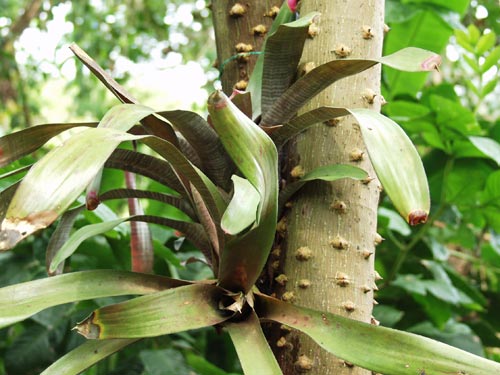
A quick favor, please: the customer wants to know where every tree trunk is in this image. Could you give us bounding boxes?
[211,1,385,374]
[276,1,385,374]
[211,0,276,94]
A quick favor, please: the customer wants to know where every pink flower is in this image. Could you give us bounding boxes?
[287,0,297,12]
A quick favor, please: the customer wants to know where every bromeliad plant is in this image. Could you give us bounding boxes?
[0,2,499,374]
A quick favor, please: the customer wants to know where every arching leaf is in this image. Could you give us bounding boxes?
[208,91,278,293]
[41,339,138,375]
[75,284,228,339]
[256,293,500,375]
[0,270,188,328]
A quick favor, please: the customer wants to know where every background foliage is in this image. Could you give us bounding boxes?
[0,0,499,374]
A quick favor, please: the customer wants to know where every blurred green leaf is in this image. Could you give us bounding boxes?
[469,136,500,166]
[379,207,411,236]
[185,352,241,375]
[475,31,497,56]
[481,45,500,73]
[140,349,192,375]
[384,100,431,122]
[468,24,481,44]
[4,324,54,374]
[372,305,404,327]
[481,78,497,98]
[384,11,451,97]
[430,95,481,136]
[408,320,484,356]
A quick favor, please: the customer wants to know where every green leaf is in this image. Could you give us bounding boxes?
[100,188,196,220]
[221,175,260,235]
[0,122,97,167]
[140,349,192,375]
[158,110,233,189]
[260,12,320,118]
[402,0,469,14]
[208,91,278,293]
[350,109,430,225]
[468,24,481,44]
[463,54,481,73]
[262,48,440,126]
[98,103,154,131]
[480,78,498,98]
[5,325,54,374]
[379,207,411,236]
[246,2,295,119]
[0,270,187,328]
[225,311,281,375]
[279,164,367,214]
[271,107,350,146]
[378,47,441,71]
[475,31,497,56]
[430,95,481,136]
[408,320,484,356]
[46,205,85,276]
[75,283,228,338]
[185,352,239,375]
[256,293,500,375]
[384,11,452,97]
[0,127,144,250]
[384,100,431,122]
[481,45,500,74]
[481,170,500,207]
[455,29,474,53]
[105,148,185,195]
[41,339,137,375]
[469,136,500,166]
[49,215,211,273]
[69,43,178,144]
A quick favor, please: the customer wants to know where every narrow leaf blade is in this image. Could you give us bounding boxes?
[0,270,187,328]
[41,339,138,375]
[256,293,500,375]
[75,284,228,338]
[0,127,142,250]
[225,311,282,375]
[0,122,97,167]
[279,164,367,215]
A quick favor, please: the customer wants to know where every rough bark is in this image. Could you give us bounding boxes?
[211,1,385,374]
[211,0,276,94]
[275,1,385,374]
